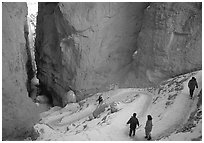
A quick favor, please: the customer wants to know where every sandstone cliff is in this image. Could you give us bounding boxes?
[128,2,202,86]
[35,2,201,106]
[2,2,39,140]
[35,2,149,106]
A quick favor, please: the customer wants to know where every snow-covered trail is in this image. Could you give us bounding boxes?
[34,70,201,141]
[35,89,153,141]
[47,104,96,131]
[107,92,153,141]
[58,91,153,141]
[145,71,202,140]
[47,89,152,126]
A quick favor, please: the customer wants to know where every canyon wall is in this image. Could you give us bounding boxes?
[2,2,39,140]
[35,2,201,106]
[35,2,149,106]
[128,2,202,86]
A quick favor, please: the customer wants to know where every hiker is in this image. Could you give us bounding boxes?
[96,95,103,104]
[127,113,140,137]
[145,115,153,140]
[188,77,198,99]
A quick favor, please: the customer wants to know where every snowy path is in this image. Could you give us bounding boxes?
[46,89,152,127]
[58,91,153,141]
[36,89,153,140]
[35,71,202,141]
[144,70,202,141]
[47,104,96,131]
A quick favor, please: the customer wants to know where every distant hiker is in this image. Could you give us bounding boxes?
[188,77,198,99]
[127,113,140,137]
[145,115,153,140]
[96,95,103,104]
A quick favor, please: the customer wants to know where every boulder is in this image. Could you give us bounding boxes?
[31,76,39,86]
[36,95,49,104]
[110,102,120,113]
[63,103,80,113]
[30,76,39,101]
[93,103,108,118]
[88,114,94,121]
[63,90,77,106]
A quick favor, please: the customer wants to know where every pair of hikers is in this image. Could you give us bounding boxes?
[127,113,152,140]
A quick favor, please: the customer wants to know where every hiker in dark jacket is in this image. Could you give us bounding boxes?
[145,115,153,140]
[188,77,198,99]
[127,113,139,137]
[96,95,103,104]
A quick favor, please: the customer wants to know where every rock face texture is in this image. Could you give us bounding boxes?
[35,2,149,106]
[129,2,202,86]
[35,2,201,106]
[2,2,39,140]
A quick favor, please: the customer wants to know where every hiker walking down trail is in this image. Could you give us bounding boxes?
[96,95,103,105]
[188,77,198,99]
[127,113,140,137]
[145,115,153,140]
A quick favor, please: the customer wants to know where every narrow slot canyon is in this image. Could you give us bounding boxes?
[27,2,54,112]
[2,2,202,141]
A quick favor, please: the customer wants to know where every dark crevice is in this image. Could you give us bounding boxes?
[24,20,35,97]
[35,2,79,107]
[38,83,55,106]
[27,3,54,108]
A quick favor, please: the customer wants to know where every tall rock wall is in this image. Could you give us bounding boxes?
[2,2,39,140]
[127,2,202,86]
[35,2,149,106]
[35,2,201,106]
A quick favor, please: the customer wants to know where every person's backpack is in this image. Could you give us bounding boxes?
[188,80,194,88]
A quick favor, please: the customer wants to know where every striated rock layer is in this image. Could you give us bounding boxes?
[2,2,39,140]
[35,2,201,106]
